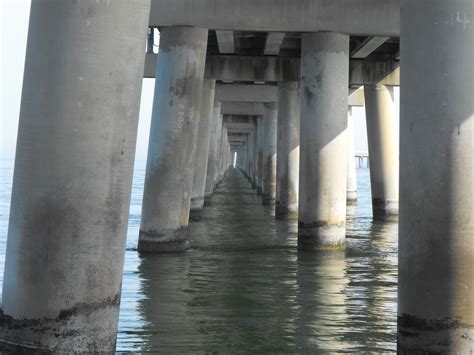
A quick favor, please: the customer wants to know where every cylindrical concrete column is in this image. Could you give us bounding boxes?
[364,84,399,220]
[252,121,258,188]
[262,103,278,205]
[298,32,349,250]
[139,26,208,253]
[276,81,300,219]
[346,108,358,205]
[256,116,264,195]
[398,0,473,352]
[0,1,150,352]
[190,79,216,216]
[204,101,221,198]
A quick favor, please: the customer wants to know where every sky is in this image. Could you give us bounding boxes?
[1,1,399,163]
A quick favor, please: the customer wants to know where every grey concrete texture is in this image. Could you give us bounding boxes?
[262,103,278,205]
[144,53,400,86]
[256,116,264,194]
[275,82,300,220]
[346,109,358,204]
[204,102,222,197]
[139,26,208,253]
[298,32,349,250]
[149,0,399,36]
[398,0,474,352]
[191,79,216,212]
[364,84,399,219]
[0,0,151,352]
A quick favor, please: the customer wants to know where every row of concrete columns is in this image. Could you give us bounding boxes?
[1,0,472,352]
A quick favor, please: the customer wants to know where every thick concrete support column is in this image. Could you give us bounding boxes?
[190,79,216,216]
[364,84,399,220]
[256,116,264,195]
[0,1,150,352]
[298,32,349,250]
[139,26,208,253]
[262,103,278,205]
[251,122,258,188]
[276,81,300,219]
[346,108,358,205]
[398,0,474,352]
[204,101,222,198]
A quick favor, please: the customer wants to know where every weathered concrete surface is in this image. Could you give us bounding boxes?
[215,84,277,103]
[139,26,208,253]
[190,79,216,218]
[298,32,349,250]
[364,84,399,219]
[262,103,278,205]
[221,102,264,116]
[150,0,399,36]
[0,0,151,352]
[204,102,222,198]
[275,82,300,220]
[346,109,358,205]
[145,53,400,86]
[256,116,264,195]
[398,0,474,352]
[251,121,258,187]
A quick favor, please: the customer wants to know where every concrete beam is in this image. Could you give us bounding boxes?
[264,32,285,55]
[221,102,264,116]
[144,53,400,85]
[224,122,255,134]
[216,84,277,102]
[150,0,399,36]
[351,36,390,58]
[216,30,234,53]
[348,87,365,107]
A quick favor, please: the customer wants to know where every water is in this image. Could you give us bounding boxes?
[0,160,398,353]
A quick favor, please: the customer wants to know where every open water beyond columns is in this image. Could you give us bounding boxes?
[0,161,397,353]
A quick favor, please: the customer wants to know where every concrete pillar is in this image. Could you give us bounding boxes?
[398,0,474,352]
[0,1,150,352]
[364,84,399,220]
[252,121,258,188]
[204,101,221,198]
[262,102,278,205]
[139,26,208,253]
[256,116,264,195]
[276,81,300,219]
[298,32,349,250]
[346,108,358,205]
[190,79,216,216]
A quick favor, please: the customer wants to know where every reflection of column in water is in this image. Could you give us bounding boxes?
[343,220,398,352]
[137,254,204,353]
[294,251,351,352]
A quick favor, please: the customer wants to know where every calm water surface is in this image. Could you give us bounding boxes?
[0,160,398,353]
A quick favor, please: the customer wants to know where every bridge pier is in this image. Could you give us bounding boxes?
[364,84,399,220]
[0,0,150,351]
[204,101,222,200]
[139,26,208,253]
[346,108,358,205]
[275,81,300,219]
[256,116,264,195]
[298,31,349,250]
[398,0,473,352]
[262,103,278,205]
[190,79,216,218]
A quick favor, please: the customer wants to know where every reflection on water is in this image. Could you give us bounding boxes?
[0,160,398,353]
[119,166,398,353]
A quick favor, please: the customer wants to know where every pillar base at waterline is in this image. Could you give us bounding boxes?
[298,222,345,250]
[0,300,119,353]
[138,228,188,253]
[256,186,263,195]
[397,314,474,353]
[347,192,358,205]
[372,199,398,221]
[275,205,298,220]
[262,195,275,206]
[189,198,205,221]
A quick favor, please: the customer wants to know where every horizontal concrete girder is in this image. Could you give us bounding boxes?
[351,36,390,58]
[221,102,264,116]
[149,0,399,36]
[144,53,400,85]
[217,84,365,106]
